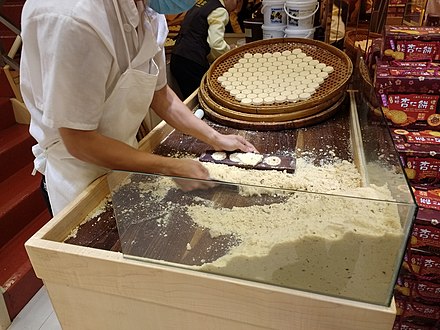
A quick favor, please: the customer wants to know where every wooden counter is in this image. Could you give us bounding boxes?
[25,91,398,330]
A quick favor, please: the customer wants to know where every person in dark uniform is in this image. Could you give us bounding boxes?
[170,0,238,99]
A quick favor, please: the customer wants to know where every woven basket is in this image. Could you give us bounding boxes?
[200,90,346,131]
[344,29,381,62]
[358,59,379,108]
[199,75,344,122]
[204,38,353,115]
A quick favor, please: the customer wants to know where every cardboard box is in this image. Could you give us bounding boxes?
[375,65,440,95]
[380,94,440,129]
[391,129,440,186]
[395,272,440,302]
[393,318,436,330]
[382,26,440,62]
[402,248,440,278]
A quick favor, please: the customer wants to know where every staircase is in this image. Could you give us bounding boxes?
[0,0,52,327]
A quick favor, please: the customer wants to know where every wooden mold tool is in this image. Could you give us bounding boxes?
[199,150,296,173]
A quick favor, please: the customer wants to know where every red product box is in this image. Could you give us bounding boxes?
[411,223,440,251]
[402,248,440,278]
[382,26,440,62]
[395,293,440,321]
[393,318,437,330]
[375,65,440,95]
[413,188,440,211]
[415,207,440,227]
[380,94,440,129]
[391,129,440,186]
[395,273,440,302]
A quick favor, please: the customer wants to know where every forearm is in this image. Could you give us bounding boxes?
[151,85,221,148]
[59,127,182,176]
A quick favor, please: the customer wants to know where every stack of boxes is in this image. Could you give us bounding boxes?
[371,26,440,330]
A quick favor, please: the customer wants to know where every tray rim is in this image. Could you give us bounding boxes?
[205,38,353,114]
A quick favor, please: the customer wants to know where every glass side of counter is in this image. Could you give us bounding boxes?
[107,156,415,307]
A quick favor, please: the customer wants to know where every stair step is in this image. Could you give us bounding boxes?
[0,163,46,247]
[0,1,24,30]
[0,208,50,319]
[0,97,16,130]
[0,123,35,182]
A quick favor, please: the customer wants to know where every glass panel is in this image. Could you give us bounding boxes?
[108,165,415,306]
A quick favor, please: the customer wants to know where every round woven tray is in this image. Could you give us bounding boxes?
[344,29,381,62]
[199,75,343,122]
[204,38,352,115]
[200,90,346,131]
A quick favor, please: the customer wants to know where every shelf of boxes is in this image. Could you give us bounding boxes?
[368,25,440,330]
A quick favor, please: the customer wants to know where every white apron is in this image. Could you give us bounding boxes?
[41,1,167,215]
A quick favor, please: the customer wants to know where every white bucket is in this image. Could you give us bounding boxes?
[284,0,319,29]
[262,24,286,39]
[284,27,315,39]
[261,0,287,26]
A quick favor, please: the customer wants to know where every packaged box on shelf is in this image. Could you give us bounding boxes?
[395,292,440,323]
[382,26,440,62]
[380,93,440,129]
[375,64,440,95]
[413,187,440,211]
[410,207,440,252]
[393,317,437,330]
[391,129,440,186]
[395,271,440,302]
[415,207,440,227]
[411,223,440,252]
[402,248,440,278]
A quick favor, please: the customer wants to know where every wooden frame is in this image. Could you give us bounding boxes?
[25,92,397,330]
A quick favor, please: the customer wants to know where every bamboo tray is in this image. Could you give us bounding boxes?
[199,74,345,122]
[204,38,353,115]
[200,90,346,131]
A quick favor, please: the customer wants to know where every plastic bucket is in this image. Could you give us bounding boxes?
[262,24,286,39]
[284,27,315,39]
[261,0,287,26]
[284,0,319,29]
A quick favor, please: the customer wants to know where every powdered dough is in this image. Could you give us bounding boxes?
[186,158,405,304]
[229,152,264,166]
[110,154,407,304]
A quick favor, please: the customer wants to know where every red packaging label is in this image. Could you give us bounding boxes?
[397,41,439,61]
[403,131,440,144]
[396,275,440,301]
[413,189,440,211]
[411,224,440,249]
[396,296,440,320]
[393,319,433,330]
[401,130,440,144]
[387,94,439,116]
[405,157,440,184]
[403,249,440,277]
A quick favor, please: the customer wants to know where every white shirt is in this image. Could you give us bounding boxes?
[20,0,167,150]
[207,0,231,62]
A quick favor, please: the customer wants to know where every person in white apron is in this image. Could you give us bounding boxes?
[20,0,256,216]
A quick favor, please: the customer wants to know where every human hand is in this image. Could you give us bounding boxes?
[212,134,258,153]
[171,159,217,192]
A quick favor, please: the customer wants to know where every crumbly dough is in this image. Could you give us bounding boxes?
[183,158,404,304]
